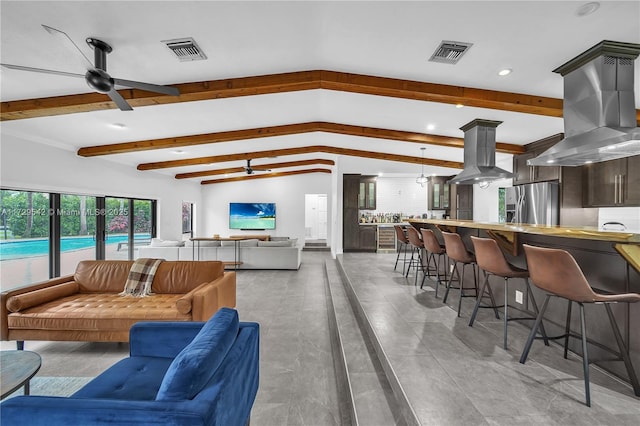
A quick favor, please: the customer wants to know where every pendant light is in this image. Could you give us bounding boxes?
[416,147,428,187]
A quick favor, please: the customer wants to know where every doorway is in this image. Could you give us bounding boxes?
[304,194,327,242]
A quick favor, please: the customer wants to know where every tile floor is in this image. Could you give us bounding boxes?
[3,251,639,425]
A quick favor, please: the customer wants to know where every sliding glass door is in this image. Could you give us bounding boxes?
[0,188,156,290]
[0,190,51,290]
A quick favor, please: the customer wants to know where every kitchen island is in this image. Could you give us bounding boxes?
[408,219,640,391]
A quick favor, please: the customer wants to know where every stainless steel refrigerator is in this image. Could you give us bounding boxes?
[501,182,559,225]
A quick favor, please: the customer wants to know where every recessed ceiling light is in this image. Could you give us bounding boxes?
[576,2,600,17]
[498,68,512,76]
[172,149,186,155]
[378,172,384,177]
[110,123,126,129]
[426,124,436,131]
[455,104,464,109]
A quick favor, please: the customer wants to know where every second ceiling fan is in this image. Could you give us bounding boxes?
[0,25,180,111]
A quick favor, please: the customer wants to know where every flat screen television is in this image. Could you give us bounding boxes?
[229,202,276,230]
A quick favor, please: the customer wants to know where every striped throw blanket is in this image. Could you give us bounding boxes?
[119,258,163,297]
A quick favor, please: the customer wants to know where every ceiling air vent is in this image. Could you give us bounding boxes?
[162,37,207,62]
[429,40,473,64]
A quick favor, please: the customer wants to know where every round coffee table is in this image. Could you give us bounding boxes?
[1,350,41,399]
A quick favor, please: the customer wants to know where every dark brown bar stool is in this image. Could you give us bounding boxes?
[469,236,548,350]
[405,227,426,286]
[520,244,640,407]
[419,229,448,297]
[441,231,479,317]
[393,225,411,274]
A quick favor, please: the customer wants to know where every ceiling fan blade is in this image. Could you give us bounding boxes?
[42,24,93,70]
[113,78,180,96]
[0,63,84,79]
[107,89,133,111]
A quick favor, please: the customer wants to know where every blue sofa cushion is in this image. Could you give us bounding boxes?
[72,356,172,400]
[156,307,239,401]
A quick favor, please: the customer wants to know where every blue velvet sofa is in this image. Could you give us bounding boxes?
[0,308,260,426]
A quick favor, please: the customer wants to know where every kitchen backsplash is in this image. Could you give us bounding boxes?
[375,177,428,217]
[598,207,640,233]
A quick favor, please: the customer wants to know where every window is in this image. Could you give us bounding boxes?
[0,188,157,290]
[182,202,193,237]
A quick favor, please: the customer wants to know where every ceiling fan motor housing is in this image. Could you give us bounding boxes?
[85,69,114,93]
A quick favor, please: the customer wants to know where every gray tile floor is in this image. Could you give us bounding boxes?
[3,251,639,425]
[339,252,640,426]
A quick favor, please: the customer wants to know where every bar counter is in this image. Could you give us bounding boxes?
[407,218,640,389]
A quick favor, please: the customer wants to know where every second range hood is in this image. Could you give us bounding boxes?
[529,41,640,167]
[448,119,514,185]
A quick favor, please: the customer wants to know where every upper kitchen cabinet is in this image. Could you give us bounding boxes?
[429,176,450,210]
[583,155,640,207]
[513,134,563,185]
[358,176,377,210]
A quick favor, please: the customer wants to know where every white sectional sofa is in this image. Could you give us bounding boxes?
[137,238,301,270]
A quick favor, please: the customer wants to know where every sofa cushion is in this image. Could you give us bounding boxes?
[150,238,185,247]
[74,261,133,292]
[220,239,259,247]
[257,240,291,247]
[156,307,239,401]
[151,261,224,293]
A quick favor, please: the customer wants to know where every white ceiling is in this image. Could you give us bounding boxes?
[1,1,639,180]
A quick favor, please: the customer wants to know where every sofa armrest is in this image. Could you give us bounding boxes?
[0,396,206,426]
[129,321,205,358]
[1,274,74,340]
[191,272,236,321]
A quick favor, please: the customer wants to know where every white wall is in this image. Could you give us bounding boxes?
[200,173,332,245]
[0,135,201,240]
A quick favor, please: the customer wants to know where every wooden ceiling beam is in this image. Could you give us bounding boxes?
[77,121,524,157]
[4,69,639,122]
[175,158,335,179]
[201,168,332,185]
[137,145,463,171]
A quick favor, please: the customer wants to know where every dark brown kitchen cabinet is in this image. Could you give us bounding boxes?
[583,155,640,207]
[429,176,450,210]
[453,185,473,220]
[358,176,377,210]
[343,174,361,250]
[513,135,562,184]
[359,225,377,252]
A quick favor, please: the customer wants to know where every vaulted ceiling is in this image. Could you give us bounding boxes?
[1,1,639,184]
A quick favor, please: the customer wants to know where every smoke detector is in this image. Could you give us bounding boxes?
[162,37,207,62]
[429,40,473,64]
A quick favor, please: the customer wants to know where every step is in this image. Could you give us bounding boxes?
[324,259,406,426]
[335,256,419,426]
[303,245,331,252]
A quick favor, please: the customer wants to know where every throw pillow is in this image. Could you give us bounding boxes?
[156,307,240,401]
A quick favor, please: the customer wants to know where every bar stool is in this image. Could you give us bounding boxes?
[405,227,426,286]
[520,244,640,407]
[469,236,548,350]
[393,225,411,274]
[419,229,448,297]
[441,231,479,317]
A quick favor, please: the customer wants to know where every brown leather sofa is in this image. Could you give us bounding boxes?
[0,260,236,346]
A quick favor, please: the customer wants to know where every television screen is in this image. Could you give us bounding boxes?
[229,203,276,230]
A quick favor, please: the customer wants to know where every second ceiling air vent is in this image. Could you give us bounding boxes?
[429,40,473,64]
[162,37,207,62]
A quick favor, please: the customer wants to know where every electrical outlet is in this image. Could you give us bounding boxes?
[515,290,523,304]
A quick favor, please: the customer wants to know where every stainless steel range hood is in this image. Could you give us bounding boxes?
[448,119,514,185]
[529,41,640,167]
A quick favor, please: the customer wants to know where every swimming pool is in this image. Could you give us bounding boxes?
[0,234,150,260]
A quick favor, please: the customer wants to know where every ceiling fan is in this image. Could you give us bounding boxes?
[0,25,180,111]
[243,159,271,175]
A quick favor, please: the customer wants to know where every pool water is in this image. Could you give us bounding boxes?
[0,234,150,260]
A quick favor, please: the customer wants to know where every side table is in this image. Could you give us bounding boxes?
[1,350,42,399]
